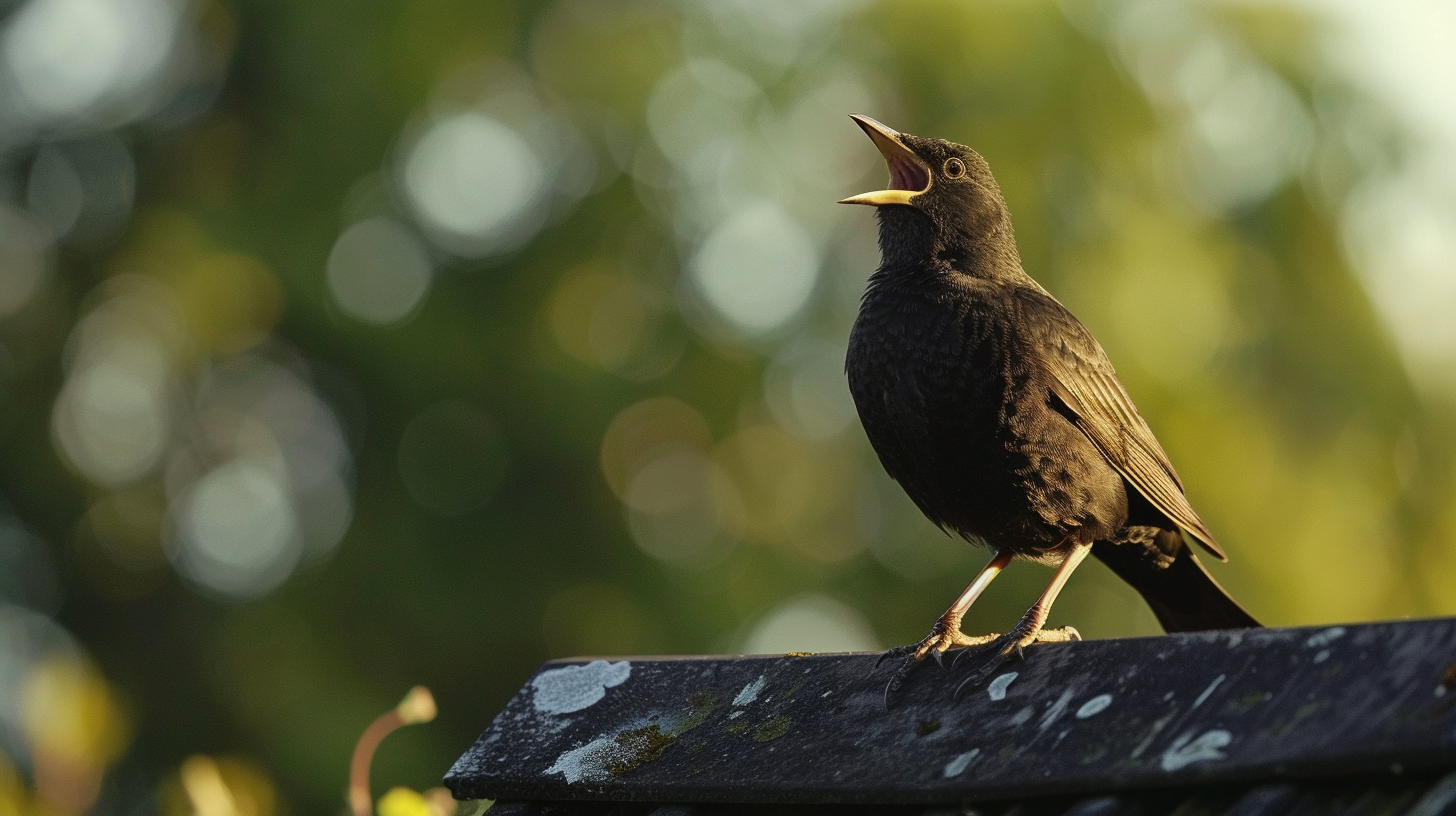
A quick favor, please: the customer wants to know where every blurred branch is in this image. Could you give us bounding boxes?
[349,687,438,816]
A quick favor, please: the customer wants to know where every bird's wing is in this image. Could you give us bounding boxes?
[1018,287,1227,560]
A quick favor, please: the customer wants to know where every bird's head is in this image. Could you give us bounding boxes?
[840,115,1016,274]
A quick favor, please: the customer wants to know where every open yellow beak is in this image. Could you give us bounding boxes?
[839,115,931,206]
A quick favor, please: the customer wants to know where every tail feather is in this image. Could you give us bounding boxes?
[1092,536,1260,632]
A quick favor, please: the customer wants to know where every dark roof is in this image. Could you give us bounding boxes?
[446,618,1456,814]
[477,773,1456,815]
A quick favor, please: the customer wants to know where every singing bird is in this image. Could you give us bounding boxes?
[840,116,1259,692]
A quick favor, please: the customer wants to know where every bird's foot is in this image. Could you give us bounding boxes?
[952,622,1081,698]
[955,622,1081,665]
[874,620,998,707]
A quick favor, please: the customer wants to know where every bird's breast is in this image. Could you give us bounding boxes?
[846,288,1019,525]
[847,289,1006,433]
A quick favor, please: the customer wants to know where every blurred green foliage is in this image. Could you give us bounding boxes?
[0,0,1452,812]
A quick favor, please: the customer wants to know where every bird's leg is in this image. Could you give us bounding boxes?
[916,548,1015,660]
[954,541,1092,696]
[1000,540,1091,657]
[877,549,1013,699]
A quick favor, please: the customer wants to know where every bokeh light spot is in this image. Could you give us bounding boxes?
[26,144,84,238]
[713,425,864,563]
[763,338,857,440]
[375,786,442,816]
[689,201,820,336]
[326,216,433,325]
[711,425,808,543]
[742,594,879,654]
[292,474,354,562]
[2,0,177,121]
[398,401,508,516]
[174,459,300,599]
[546,267,673,376]
[646,59,762,168]
[403,112,545,257]
[178,253,284,354]
[599,397,711,501]
[0,205,52,318]
[625,449,741,571]
[51,338,170,486]
[776,77,878,189]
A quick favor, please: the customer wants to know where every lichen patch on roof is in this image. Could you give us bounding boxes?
[531,660,632,715]
[943,749,980,778]
[1161,729,1232,771]
[987,672,1018,701]
[1076,694,1112,719]
[733,674,767,707]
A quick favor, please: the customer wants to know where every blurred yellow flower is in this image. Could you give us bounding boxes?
[19,653,130,815]
[173,755,276,816]
[377,787,455,816]
[376,787,429,816]
[1,750,29,816]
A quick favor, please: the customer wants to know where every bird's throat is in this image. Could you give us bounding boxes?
[874,205,938,269]
[874,205,1024,283]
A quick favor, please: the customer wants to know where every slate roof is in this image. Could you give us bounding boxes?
[446,618,1456,815]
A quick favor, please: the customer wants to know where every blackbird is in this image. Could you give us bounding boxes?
[839,115,1259,693]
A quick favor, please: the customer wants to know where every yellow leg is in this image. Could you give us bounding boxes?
[951,542,1091,696]
[1007,540,1091,651]
[878,549,1013,701]
[881,544,1092,704]
[908,548,1014,660]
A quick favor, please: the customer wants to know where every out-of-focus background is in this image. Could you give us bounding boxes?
[1,0,1455,811]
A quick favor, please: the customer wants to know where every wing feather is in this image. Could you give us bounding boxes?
[1025,292,1226,560]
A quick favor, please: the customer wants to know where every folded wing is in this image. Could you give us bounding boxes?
[1020,287,1226,561]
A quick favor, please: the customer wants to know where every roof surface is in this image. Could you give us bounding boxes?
[446,618,1456,812]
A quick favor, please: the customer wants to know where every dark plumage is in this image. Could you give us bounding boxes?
[840,115,1258,689]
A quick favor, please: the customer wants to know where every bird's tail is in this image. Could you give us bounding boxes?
[1092,535,1261,632]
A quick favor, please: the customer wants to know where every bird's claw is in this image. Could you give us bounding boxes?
[872,642,919,672]
[952,625,1081,699]
[874,621,1000,707]
[876,619,1081,704]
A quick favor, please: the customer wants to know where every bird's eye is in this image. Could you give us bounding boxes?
[943,157,966,179]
